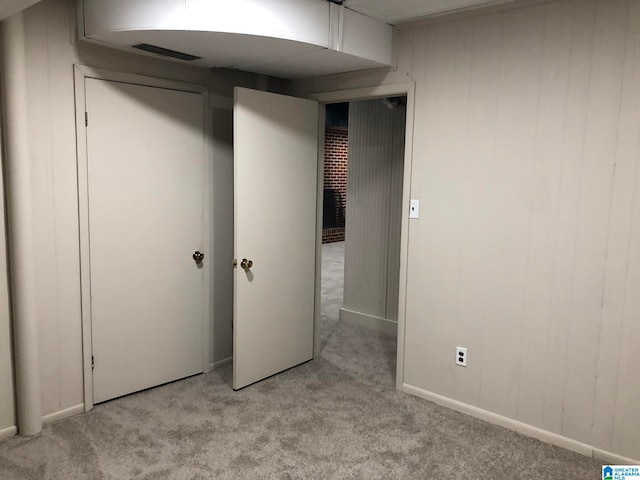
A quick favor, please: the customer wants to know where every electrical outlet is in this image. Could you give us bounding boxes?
[456,346,467,367]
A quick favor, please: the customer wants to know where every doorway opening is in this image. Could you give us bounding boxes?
[214,84,414,394]
[320,95,408,388]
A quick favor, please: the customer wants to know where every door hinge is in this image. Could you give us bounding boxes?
[91,355,95,370]
[85,112,88,127]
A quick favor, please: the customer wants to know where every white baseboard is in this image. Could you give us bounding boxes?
[0,403,84,440]
[403,383,640,465]
[1,404,84,440]
[593,448,640,466]
[42,404,84,425]
[0,425,17,441]
[339,308,398,335]
[211,356,233,370]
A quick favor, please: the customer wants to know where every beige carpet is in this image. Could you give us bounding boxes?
[0,242,601,479]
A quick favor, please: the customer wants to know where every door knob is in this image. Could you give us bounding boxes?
[240,258,253,269]
[192,251,204,264]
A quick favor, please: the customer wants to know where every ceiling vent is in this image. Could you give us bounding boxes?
[132,43,202,61]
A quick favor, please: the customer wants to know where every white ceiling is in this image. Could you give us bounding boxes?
[2,0,514,26]
[343,0,515,24]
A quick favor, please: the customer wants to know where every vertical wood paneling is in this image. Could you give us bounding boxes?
[453,11,502,407]
[343,99,405,322]
[432,18,472,401]
[404,20,463,397]
[8,0,640,461]
[345,100,390,318]
[596,0,640,459]
[0,115,16,432]
[25,2,63,417]
[385,106,405,321]
[375,0,640,460]
[541,0,598,435]
[613,145,640,459]
[44,0,85,412]
[478,4,546,420]
[402,23,429,391]
[560,0,628,444]
[15,0,250,419]
[515,0,574,429]
[297,0,640,462]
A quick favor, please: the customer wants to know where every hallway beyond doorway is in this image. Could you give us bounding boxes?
[321,241,397,387]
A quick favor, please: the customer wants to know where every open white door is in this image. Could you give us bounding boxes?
[233,87,319,390]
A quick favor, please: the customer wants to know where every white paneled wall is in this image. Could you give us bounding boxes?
[20,0,208,419]
[0,114,16,436]
[343,99,405,325]
[6,0,273,423]
[405,0,640,460]
[296,0,640,462]
[2,0,637,464]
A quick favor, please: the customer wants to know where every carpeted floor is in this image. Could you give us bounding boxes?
[0,241,601,479]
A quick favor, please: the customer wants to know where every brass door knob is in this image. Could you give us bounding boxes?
[240,258,253,269]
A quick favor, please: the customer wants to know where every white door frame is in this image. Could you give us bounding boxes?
[311,83,415,392]
[73,65,212,411]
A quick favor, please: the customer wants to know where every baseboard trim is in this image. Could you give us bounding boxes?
[402,383,640,464]
[593,448,640,466]
[42,404,84,425]
[339,308,398,335]
[1,404,85,440]
[211,356,233,370]
[0,425,17,441]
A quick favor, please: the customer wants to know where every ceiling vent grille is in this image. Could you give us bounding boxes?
[132,43,201,61]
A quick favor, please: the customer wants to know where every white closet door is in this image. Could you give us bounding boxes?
[86,78,205,403]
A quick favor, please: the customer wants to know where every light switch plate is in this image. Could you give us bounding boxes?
[410,199,420,219]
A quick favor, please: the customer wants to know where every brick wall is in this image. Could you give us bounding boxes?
[323,127,348,243]
[322,227,346,243]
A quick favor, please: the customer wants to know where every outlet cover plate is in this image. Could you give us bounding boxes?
[456,346,467,367]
